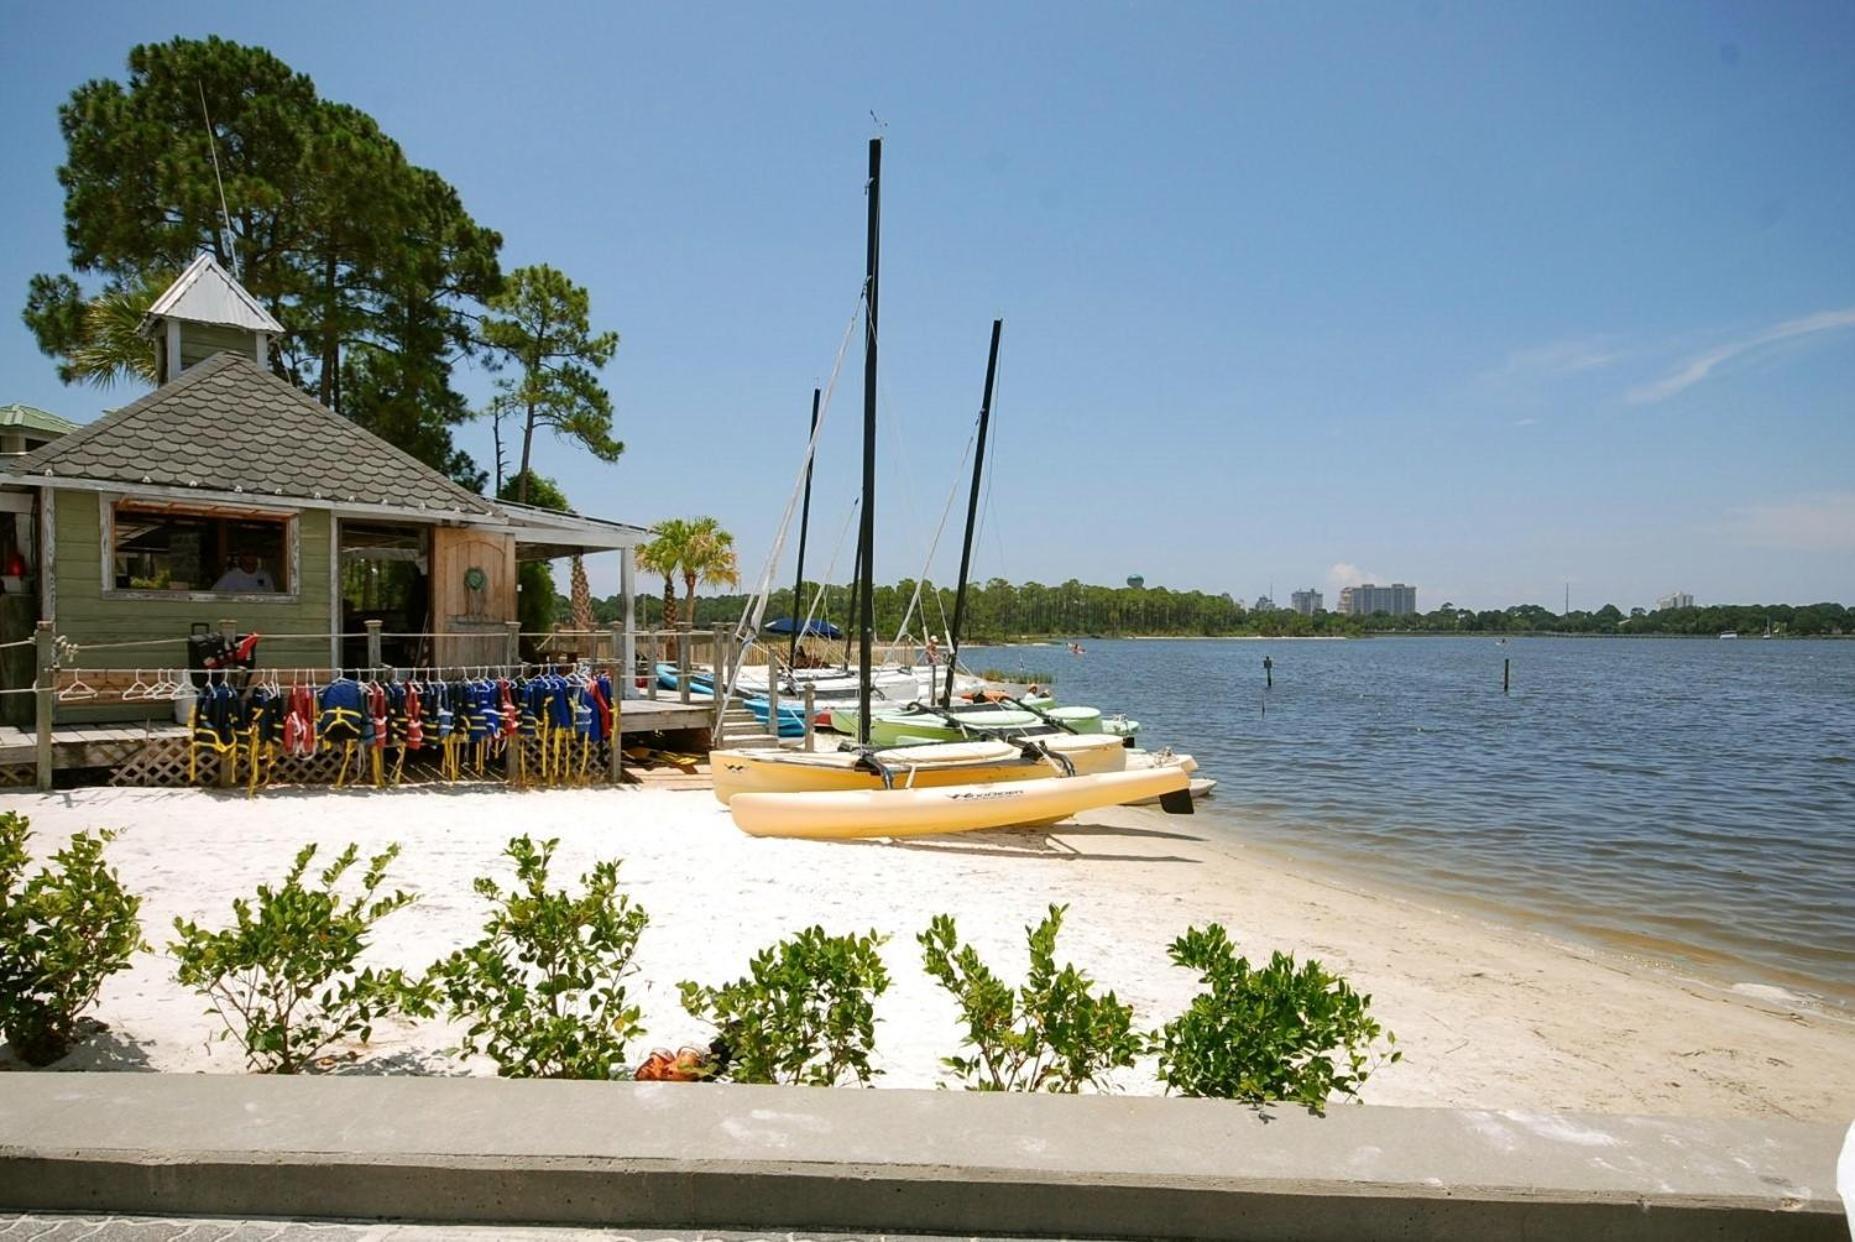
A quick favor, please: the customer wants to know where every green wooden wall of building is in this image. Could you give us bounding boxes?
[52,489,334,721]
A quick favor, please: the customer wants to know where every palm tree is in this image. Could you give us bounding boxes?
[62,274,169,388]
[638,518,693,633]
[568,555,595,632]
[679,517,739,622]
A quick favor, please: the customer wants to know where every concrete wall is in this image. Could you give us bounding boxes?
[0,1075,1843,1240]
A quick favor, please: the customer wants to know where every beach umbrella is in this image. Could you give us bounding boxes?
[763,617,843,639]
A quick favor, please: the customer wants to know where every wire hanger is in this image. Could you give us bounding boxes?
[58,670,98,701]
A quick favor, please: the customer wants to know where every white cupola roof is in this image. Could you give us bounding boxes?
[138,253,282,384]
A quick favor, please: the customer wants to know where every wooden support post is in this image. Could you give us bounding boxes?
[765,652,780,743]
[619,547,637,706]
[647,629,660,700]
[1504,658,1511,694]
[712,624,730,734]
[1264,655,1273,689]
[608,621,625,785]
[217,619,237,788]
[677,625,691,704]
[34,621,53,792]
[365,619,383,674]
[503,622,522,783]
[803,683,816,753]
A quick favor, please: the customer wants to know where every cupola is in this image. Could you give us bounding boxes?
[139,253,283,384]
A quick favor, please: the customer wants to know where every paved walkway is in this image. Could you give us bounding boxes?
[0,1219,999,1242]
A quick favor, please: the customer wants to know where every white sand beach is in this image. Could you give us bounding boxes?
[3,784,1850,1121]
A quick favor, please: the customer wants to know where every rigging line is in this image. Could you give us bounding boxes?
[973,335,1010,607]
[890,424,977,649]
[722,289,862,702]
[798,496,861,649]
[867,312,951,659]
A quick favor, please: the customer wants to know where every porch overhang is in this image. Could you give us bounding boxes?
[500,500,653,561]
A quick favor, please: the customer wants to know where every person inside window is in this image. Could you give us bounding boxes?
[213,553,276,593]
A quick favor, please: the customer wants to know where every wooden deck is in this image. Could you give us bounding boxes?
[1,699,714,774]
[0,722,188,768]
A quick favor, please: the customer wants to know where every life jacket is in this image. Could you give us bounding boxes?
[405,683,424,750]
[319,680,365,744]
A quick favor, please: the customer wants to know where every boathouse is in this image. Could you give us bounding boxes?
[0,256,663,742]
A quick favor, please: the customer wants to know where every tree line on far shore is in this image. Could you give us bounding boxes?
[554,578,1853,640]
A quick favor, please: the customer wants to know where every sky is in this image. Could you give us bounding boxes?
[2,1,1852,612]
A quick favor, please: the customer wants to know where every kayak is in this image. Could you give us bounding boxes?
[728,764,1192,839]
[869,706,1040,746]
[831,697,1057,742]
[709,732,1129,804]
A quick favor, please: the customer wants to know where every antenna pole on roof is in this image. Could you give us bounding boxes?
[198,81,239,280]
[790,387,821,667]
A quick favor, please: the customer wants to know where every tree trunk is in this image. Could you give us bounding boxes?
[491,407,505,496]
[570,556,594,632]
[517,398,536,504]
[319,251,338,410]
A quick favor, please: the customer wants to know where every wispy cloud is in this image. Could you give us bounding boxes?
[1511,416,1539,428]
[1480,339,1624,389]
[1627,309,1855,405]
[1726,491,1855,552]
[1499,340,1625,378]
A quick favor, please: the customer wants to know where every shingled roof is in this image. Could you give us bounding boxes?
[4,352,499,517]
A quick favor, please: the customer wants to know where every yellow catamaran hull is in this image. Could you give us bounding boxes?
[709,733,1129,804]
[729,765,1191,839]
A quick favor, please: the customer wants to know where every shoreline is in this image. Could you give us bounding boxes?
[3,784,1850,1122]
[979,632,1851,643]
[1193,810,1855,1013]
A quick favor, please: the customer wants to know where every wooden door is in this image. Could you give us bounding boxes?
[431,527,516,669]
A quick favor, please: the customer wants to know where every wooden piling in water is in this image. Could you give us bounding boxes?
[1504,657,1511,694]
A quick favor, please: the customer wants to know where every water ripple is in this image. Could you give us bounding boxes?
[967,636,1855,1001]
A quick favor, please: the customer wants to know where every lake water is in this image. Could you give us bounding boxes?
[961,636,1855,1003]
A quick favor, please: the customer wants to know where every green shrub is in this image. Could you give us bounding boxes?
[679,926,890,1086]
[429,835,649,1078]
[919,904,1141,1092]
[170,842,430,1073]
[1155,923,1397,1114]
[0,813,143,1066]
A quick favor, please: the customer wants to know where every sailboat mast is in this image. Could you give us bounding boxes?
[857,136,881,746]
[789,387,821,667]
[943,318,1003,707]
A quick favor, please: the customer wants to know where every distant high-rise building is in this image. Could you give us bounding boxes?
[1290,588,1323,616]
[1253,594,1275,612]
[1339,583,1418,617]
[1655,591,1695,611]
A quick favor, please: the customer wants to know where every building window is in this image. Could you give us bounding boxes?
[110,501,292,594]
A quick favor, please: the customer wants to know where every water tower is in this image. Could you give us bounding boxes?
[1126,574,1145,589]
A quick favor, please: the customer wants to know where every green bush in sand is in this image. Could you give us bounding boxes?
[0,812,144,1066]
[680,925,890,1086]
[429,835,649,1079]
[170,841,431,1073]
[919,904,1141,1093]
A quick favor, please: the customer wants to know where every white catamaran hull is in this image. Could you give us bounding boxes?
[709,733,1130,804]
[729,765,1191,839]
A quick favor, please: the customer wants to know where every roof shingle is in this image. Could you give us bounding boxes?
[4,353,498,517]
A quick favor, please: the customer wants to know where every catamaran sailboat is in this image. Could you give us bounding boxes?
[707,138,1189,835]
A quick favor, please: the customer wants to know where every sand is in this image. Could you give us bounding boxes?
[2,784,1850,1122]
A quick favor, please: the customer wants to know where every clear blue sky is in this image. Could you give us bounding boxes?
[3,1,1852,611]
